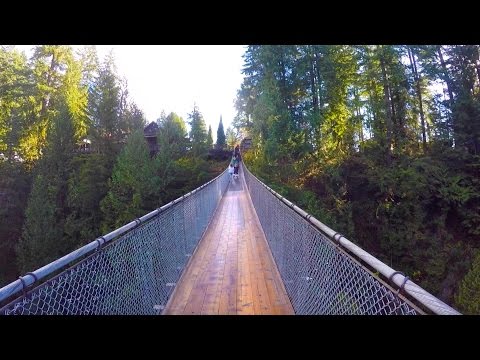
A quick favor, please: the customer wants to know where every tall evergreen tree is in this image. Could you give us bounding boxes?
[456,251,480,314]
[100,130,156,233]
[157,112,188,158]
[77,45,99,88]
[17,100,76,272]
[88,52,122,160]
[0,161,31,284]
[0,47,32,162]
[225,126,238,150]
[188,104,208,157]
[216,116,226,148]
[207,125,213,148]
[122,102,146,135]
[19,45,87,163]
[64,153,110,249]
[153,112,189,203]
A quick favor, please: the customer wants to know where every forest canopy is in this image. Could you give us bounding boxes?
[233,45,480,314]
[0,45,228,288]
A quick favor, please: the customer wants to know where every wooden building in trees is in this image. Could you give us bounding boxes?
[240,138,252,153]
[78,138,92,153]
[144,122,159,155]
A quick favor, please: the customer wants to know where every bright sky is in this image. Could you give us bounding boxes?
[15,45,247,141]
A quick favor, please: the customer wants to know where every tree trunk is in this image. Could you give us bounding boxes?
[278,50,289,109]
[475,45,480,89]
[40,50,57,118]
[368,88,377,138]
[314,49,324,109]
[437,46,455,107]
[379,47,393,162]
[353,87,364,145]
[437,46,457,145]
[408,47,427,150]
[309,46,319,114]
[390,88,398,145]
[358,103,364,144]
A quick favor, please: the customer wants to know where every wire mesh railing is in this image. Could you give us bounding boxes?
[0,169,230,315]
[243,165,461,315]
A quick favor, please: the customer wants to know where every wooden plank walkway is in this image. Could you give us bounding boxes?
[163,168,294,315]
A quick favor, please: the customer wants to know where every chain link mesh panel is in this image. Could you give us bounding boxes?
[1,170,230,315]
[243,167,419,315]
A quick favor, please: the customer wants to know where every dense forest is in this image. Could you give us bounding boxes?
[2,45,479,315]
[0,46,228,288]
[233,45,480,314]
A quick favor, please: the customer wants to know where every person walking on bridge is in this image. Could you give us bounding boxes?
[230,154,240,178]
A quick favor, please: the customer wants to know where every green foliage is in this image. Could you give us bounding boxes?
[64,154,110,248]
[100,114,217,234]
[157,112,188,159]
[225,126,239,150]
[188,104,208,157]
[237,45,480,311]
[100,130,156,233]
[88,53,122,159]
[16,173,62,273]
[17,46,79,163]
[0,162,31,285]
[0,46,229,287]
[62,50,89,141]
[154,114,189,203]
[122,103,146,135]
[456,250,480,314]
[0,47,32,159]
[174,157,213,192]
[5,43,480,314]
[17,101,76,272]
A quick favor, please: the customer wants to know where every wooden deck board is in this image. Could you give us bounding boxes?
[163,168,294,315]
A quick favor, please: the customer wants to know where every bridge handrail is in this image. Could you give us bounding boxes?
[243,164,460,315]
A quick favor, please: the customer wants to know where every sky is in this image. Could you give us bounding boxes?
[15,45,247,141]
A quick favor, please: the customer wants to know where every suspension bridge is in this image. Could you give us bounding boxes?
[0,163,460,315]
